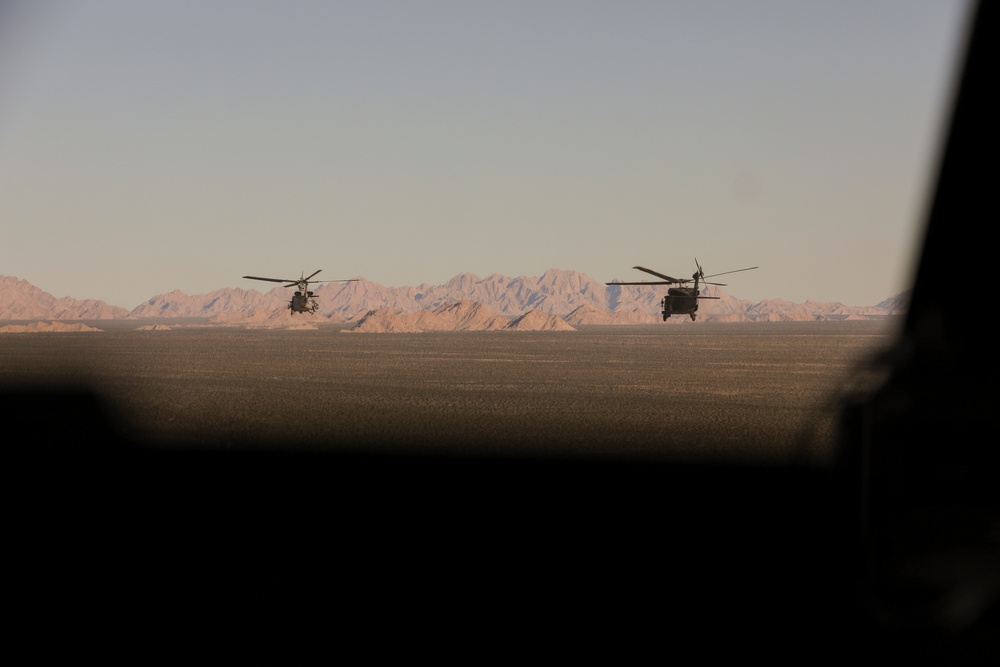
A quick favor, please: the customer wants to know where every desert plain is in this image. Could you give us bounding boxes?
[0,319,898,463]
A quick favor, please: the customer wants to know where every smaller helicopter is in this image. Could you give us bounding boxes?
[607,260,757,321]
[243,270,357,314]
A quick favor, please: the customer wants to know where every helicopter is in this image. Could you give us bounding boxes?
[607,260,757,321]
[243,270,357,314]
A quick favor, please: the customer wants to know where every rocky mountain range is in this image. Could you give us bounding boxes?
[0,271,907,331]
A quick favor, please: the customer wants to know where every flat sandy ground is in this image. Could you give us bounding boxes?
[12,317,989,665]
[0,319,898,463]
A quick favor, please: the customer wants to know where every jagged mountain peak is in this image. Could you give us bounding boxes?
[0,275,129,320]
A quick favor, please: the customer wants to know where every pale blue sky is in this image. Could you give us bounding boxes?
[0,1,972,309]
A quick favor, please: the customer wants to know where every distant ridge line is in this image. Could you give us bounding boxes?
[0,273,908,324]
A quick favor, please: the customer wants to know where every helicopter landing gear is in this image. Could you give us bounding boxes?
[690,313,697,321]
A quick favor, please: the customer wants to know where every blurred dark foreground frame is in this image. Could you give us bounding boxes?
[5,2,996,663]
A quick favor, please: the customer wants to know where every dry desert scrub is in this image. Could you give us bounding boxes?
[0,320,895,463]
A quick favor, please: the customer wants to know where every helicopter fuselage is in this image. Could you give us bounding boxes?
[663,287,700,320]
[289,290,318,314]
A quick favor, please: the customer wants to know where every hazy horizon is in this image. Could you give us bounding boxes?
[1,268,908,312]
[0,1,972,308]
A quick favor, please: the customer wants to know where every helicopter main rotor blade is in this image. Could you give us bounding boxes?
[703,266,758,279]
[304,270,322,282]
[243,275,300,284]
[606,280,674,285]
[632,266,683,283]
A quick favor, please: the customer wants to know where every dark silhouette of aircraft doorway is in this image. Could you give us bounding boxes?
[4,2,995,662]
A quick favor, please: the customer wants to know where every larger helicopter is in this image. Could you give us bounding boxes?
[607,260,757,321]
[243,270,357,314]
